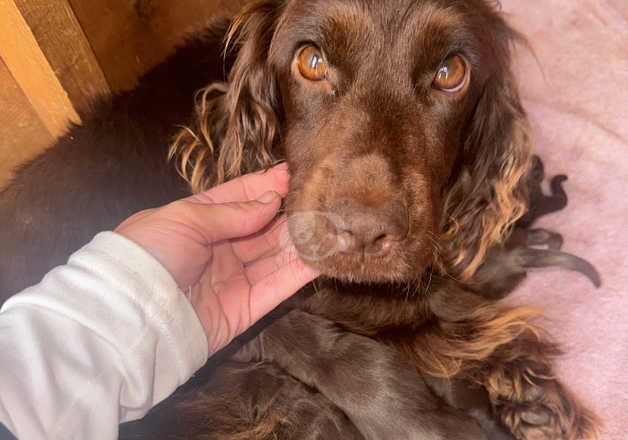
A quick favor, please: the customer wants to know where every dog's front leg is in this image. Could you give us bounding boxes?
[235,309,486,440]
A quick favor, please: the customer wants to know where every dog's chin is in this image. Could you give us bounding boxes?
[294,246,429,284]
[313,261,413,284]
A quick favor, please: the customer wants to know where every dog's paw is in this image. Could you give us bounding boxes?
[494,379,600,440]
[499,383,563,439]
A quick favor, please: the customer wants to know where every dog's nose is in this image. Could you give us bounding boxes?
[331,199,408,256]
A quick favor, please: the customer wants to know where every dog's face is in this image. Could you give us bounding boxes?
[265,0,507,282]
[173,0,530,284]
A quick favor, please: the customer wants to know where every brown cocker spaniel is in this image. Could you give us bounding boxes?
[165,2,599,435]
[0,0,601,439]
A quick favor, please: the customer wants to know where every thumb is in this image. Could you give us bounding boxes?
[182,191,282,243]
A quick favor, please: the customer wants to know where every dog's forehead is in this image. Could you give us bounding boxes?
[278,0,465,38]
[272,0,478,66]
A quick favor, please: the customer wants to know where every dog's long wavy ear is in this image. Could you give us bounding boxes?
[170,0,283,193]
[438,23,532,282]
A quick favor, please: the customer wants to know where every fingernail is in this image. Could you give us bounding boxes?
[257,191,279,204]
[274,162,289,171]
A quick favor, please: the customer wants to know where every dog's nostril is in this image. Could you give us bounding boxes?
[363,232,401,256]
[371,234,396,255]
[336,230,356,253]
[374,233,389,242]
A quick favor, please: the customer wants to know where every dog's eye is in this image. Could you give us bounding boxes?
[297,45,328,81]
[433,55,468,93]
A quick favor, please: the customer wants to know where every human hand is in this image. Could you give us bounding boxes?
[116,164,319,355]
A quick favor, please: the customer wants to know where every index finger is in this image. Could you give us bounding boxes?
[189,163,289,204]
[248,257,319,323]
[231,215,288,263]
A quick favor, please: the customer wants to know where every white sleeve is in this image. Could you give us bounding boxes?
[0,232,209,440]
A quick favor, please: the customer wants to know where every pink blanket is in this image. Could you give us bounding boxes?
[500,1,628,438]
